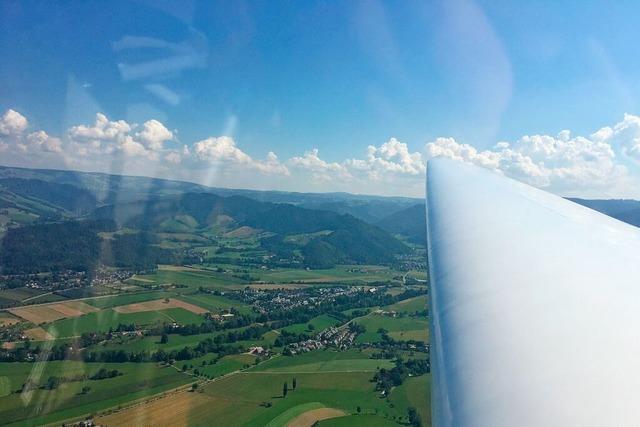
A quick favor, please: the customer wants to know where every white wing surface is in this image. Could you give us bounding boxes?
[426,159,640,427]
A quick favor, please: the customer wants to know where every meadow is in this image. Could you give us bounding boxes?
[184,353,256,378]
[384,295,427,313]
[83,291,172,309]
[280,314,342,334]
[48,307,204,337]
[0,361,192,427]
[353,314,429,344]
[129,267,248,291]
[178,293,252,314]
[96,369,417,427]
[250,349,393,373]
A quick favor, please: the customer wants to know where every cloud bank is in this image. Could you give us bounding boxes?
[1,108,639,198]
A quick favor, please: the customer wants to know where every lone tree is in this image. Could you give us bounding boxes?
[283,382,288,397]
[292,377,297,390]
[160,333,169,344]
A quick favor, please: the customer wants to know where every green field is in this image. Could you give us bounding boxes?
[320,414,399,427]
[0,376,10,397]
[251,349,393,373]
[93,331,218,353]
[0,361,192,427]
[264,401,326,427]
[252,265,397,284]
[187,353,256,378]
[193,370,407,426]
[48,307,204,337]
[0,288,47,301]
[93,325,248,354]
[384,295,427,313]
[389,375,431,426]
[353,314,429,344]
[83,291,172,309]
[179,293,252,314]
[130,267,249,291]
[1,262,429,426]
[280,314,342,334]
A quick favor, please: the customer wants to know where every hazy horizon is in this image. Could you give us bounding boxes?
[2,1,640,199]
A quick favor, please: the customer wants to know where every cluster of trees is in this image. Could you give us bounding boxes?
[407,407,423,427]
[0,218,183,274]
[261,221,411,269]
[372,357,430,395]
[348,322,366,334]
[84,338,245,364]
[151,311,253,336]
[0,220,110,274]
[90,368,122,380]
[17,369,122,394]
[98,232,180,270]
[42,374,87,390]
[275,330,312,347]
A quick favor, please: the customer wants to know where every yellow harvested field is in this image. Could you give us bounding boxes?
[96,391,211,427]
[0,313,21,326]
[55,301,100,315]
[9,305,64,324]
[24,327,54,340]
[113,298,208,314]
[9,301,99,324]
[287,408,347,427]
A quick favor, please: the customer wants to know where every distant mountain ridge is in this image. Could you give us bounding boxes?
[374,198,640,247]
[0,169,413,273]
[0,165,419,223]
[2,164,640,249]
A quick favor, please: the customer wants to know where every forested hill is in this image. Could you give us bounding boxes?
[1,178,98,215]
[92,192,410,266]
[0,191,411,274]
[376,204,427,245]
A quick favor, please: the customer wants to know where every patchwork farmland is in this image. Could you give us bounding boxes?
[1,264,429,426]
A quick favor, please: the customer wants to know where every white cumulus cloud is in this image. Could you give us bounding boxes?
[425,127,629,194]
[289,148,350,181]
[0,109,28,135]
[193,136,288,175]
[1,107,640,198]
[24,131,63,153]
[348,138,425,179]
[68,113,173,159]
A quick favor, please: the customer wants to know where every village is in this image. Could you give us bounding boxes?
[283,326,358,355]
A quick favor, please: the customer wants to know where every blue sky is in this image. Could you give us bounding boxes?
[1,0,640,197]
